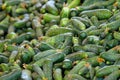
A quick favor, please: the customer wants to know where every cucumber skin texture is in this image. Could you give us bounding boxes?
[96,65,119,77]
[113,32,120,41]
[68,0,80,8]
[45,27,73,37]
[104,70,120,80]
[33,49,57,61]
[43,13,60,23]
[64,74,87,80]
[0,69,22,80]
[43,59,53,80]
[80,9,112,20]
[34,52,65,67]
[53,68,63,80]
[0,55,8,63]
[68,61,86,74]
[60,7,70,18]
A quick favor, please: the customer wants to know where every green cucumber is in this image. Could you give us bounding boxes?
[0,69,21,80]
[46,27,72,37]
[80,9,112,20]
[96,65,119,77]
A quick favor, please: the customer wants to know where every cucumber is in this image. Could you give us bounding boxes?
[21,69,32,80]
[14,14,30,28]
[9,51,18,63]
[80,9,112,20]
[60,18,69,27]
[37,42,54,51]
[68,0,80,8]
[0,69,21,80]
[33,64,46,80]
[104,70,120,80]
[64,74,87,80]
[65,51,96,62]
[10,32,35,44]
[68,61,87,74]
[0,63,9,72]
[45,1,58,15]
[0,11,6,21]
[34,52,65,67]
[15,8,28,14]
[0,55,8,63]
[33,49,57,61]
[71,19,86,30]
[100,49,120,61]
[60,6,70,18]
[62,59,72,69]
[43,59,53,80]
[96,65,119,77]
[45,27,73,37]
[53,68,62,80]
[113,31,120,41]
[0,15,10,31]
[43,13,60,23]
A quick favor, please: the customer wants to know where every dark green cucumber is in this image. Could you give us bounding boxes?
[82,44,105,54]
[33,49,57,61]
[43,59,53,80]
[0,15,10,31]
[0,11,7,21]
[90,16,100,27]
[34,52,65,67]
[100,49,120,61]
[80,9,112,20]
[102,19,120,31]
[37,42,55,51]
[68,61,87,74]
[10,32,35,44]
[0,69,22,80]
[65,51,96,62]
[64,74,87,80]
[0,55,8,63]
[77,0,115,11]
[86,56,105,66]
[0,41,4,52]
[46,32,72,47]
[104,70,120,80]
[21,45,35,63]
[62,59,72,69]
[96,65,119,77]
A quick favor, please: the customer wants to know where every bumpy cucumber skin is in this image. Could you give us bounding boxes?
[80,9,112,20]
[96,65,119,77]
[0,69,22,80]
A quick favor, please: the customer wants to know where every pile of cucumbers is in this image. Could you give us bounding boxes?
[0,0,120,80]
